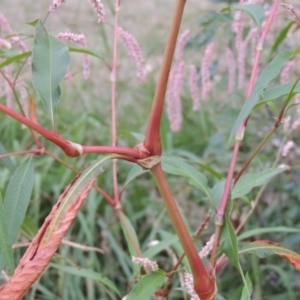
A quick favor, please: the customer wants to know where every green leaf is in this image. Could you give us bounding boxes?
[50,263,121,296]
[240,273,253,300]
[0,194,14,272]
[126,271,165,300]
[128,132,145,142]
[220,209,251,299]
[122,164,147,190]
[32,20,70,126]
[229,50,295,142]
[270,21,294,54]
[261,82,300,102]
[238,226,300,241]
[120,213,140,258]
[239,241,300,259]
[4,157,34,245]
[69,47,105,61]
[161,156,213,202]
[231,167,288,199]
[231,4,264,28]
[220,213,240,269]
[0,52,31,69]
[0,142,15,173]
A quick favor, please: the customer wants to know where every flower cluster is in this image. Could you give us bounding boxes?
[49,0,65,12]
[184,273,200,300]
[118,27,146,84]
[189,64,200,111]
[201,42,214,100]
[198,234,215,259]
[131,256,158,272]
[57,33,90,80]
[91,0,105,23]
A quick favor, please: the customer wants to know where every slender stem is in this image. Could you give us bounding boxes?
[161,212,212,297]
[144,0,186,155]
[0,149,43,159]
[111,0,121,203]
[82,146,139,158]
[0,103,140,159]
[152,164,215,300]
[216,131,288,273]
[210,0,280,270]
[234,128,276,184]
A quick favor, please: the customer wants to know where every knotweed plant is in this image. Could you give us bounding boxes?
[1,0,300,299]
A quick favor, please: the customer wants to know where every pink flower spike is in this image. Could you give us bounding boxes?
[118,27,146,84]
[166,60,185,132]
[49,0,66,12]
[280,3,294,11]
[226,47,236,95]
[0,12,13,35]
[175,29,190,61]
[57,33,90,80]
[189,64,200,111]
[198,234,215,259]
[282,140,294,157]
[57,32,86,46]
[132,256,158,272]
[91,0,105,23]
[0,38,11,49]
[201,42,214,101]
[184,273,200,300]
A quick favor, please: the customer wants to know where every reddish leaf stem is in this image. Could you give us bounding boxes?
[0,103,140,158]
[210,0,280,271]
[151,164,216,300]
[111,0,121,203]
[144,0,186,155]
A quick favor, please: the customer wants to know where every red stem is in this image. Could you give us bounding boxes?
[111,0,121,203]
[152,164,216,300]
[144,0,186,155]
[0,103,140,158]
[210,0,280,271]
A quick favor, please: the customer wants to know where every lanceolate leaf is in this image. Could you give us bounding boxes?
[162,156,213,202]
[122,164,147,191]
[126,271,166,300]
[261,82,300,102]
[231,4,264,28]
[238,226,300,241]
[0,194,14,272]
[270,21,294,54]
[232,167,288,199]
[0,142,15,173]
[0,52,31,69]
[120,213,140,258]
[229,50,296,142]
[239,240,300,271]
[220,208,251,299]
[69,47,105,61]
[240,273,253,300]
[50,263,120,296]
[4,157,34,245]
[32,20,70,126]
